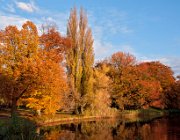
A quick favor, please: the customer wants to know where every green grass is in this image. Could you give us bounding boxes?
[120,108,164,123]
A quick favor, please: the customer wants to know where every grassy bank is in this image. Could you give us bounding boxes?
[35,108,168,126]
[34,113,114,126]
[1,108,180,127]
[120,108,165,123]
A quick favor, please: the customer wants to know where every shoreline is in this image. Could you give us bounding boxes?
[35,108,167,127]
[36,108,180,127]
[1,108,180,127]
[36,115,114,127]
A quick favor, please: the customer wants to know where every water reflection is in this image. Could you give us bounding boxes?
[39,115,180,140]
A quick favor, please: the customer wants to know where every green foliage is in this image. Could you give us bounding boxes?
[66,7,94,114]
[121,108,164,123]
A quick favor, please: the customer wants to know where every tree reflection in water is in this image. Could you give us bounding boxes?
[40,115,180,140]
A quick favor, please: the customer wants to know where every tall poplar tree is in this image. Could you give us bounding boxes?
[66,7,94,114]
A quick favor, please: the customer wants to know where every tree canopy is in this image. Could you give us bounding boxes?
[0,7,179,118]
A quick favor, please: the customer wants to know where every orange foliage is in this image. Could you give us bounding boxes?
[22,50,68,115]
[0,22,39,115]
[164,78,180,109]
[40,27,71,63]
[138,80,163,109]
[108,52,139,109]
[111,52,136,68]
[137,61,175,109]
[137,61,175,89]
[0,21,68,116]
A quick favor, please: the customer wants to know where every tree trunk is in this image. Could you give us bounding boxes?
[11,97,17,117]
[80,106,83,114]
[75,105,80,114]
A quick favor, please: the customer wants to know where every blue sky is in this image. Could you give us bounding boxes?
[0,0,180,76]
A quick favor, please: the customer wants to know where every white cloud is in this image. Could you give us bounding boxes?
[0,13,48,36]
[94,39,113,61]
[93,37,136,61]
[0,14,28,29]
[15,1,38,13]
[0,1,69,35]
[160,57,180,76]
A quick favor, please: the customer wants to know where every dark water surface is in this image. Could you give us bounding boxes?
[39,115,180,140]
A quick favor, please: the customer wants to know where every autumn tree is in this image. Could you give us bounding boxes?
[22,51,68,116]
[164,76,180,109]
[0,21,39,116]
[110,52,136,68]
[108,52,137,110]
[137,61,175,90]
[66,7,94,114]
[40,25,71,62]
[21,24,69,116]
[90,62,115,116]
[137,61,175,108]
[104,52,163,110]
[0,21,68,116]
[137,79,162,109]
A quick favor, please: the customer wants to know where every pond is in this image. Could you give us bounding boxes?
[39,115,180,140]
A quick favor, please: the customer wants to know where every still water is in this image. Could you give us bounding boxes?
[39,115,180,140]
